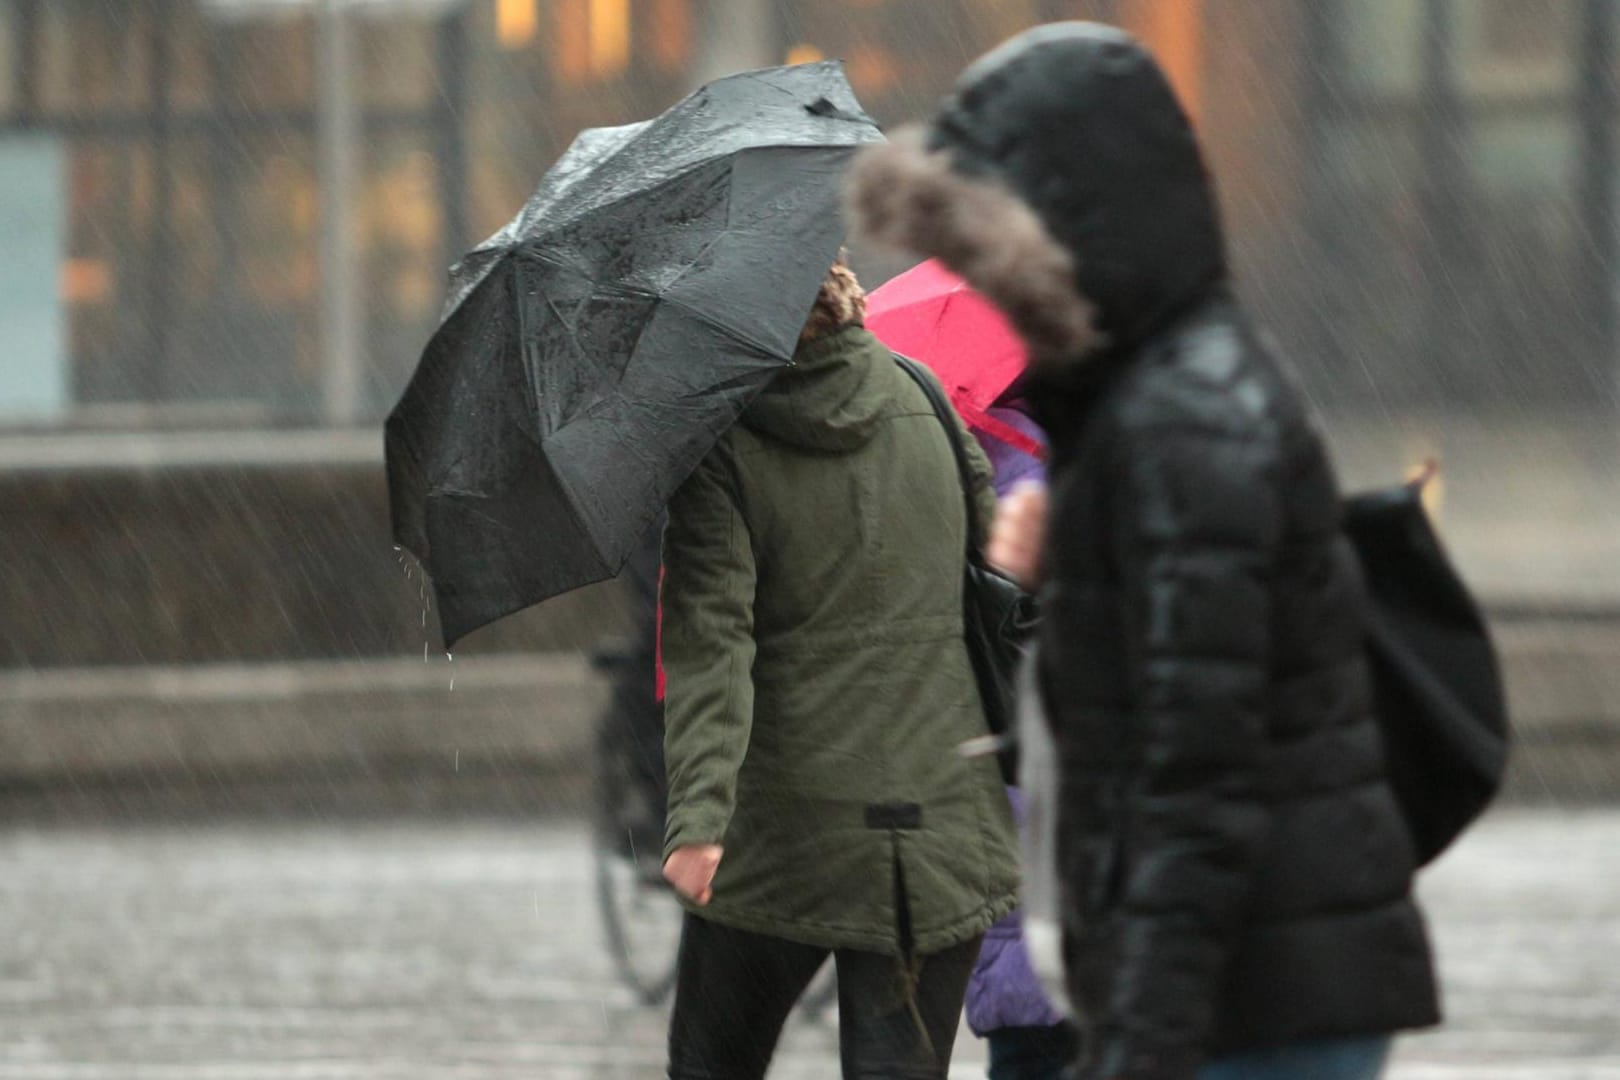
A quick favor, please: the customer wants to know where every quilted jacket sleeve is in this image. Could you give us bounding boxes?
[1083,416,1284,1080]
[660,443,758,859]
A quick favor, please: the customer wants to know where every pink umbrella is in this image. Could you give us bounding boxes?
[662,260,1042,700]
[866,258,1043,458]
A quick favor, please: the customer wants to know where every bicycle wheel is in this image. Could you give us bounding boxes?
[593,730,683,1006]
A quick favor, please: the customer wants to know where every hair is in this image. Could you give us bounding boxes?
[845,127,1101,360]
[799,252,867,344]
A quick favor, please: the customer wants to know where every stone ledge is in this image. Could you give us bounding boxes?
[0,617,1614,816]
[0,654,604,783]
[1495,618,1620,730]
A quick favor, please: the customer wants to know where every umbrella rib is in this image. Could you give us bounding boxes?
[659,291,789,359]
[928,292,953,370]
[529,152,738,235]
[513,229,789,363]
[746,70,814,103]
[514,139,855,241]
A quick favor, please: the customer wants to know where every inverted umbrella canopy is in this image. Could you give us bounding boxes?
[865,258,1040,455]
[387,62,882,646]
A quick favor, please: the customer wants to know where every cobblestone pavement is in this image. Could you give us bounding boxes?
[0,807,1616,1079]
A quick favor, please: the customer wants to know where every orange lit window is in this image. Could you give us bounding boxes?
[554,0,591,83]
[847,45,899,98]
[495,0,539,50]
[61,258,113,305]
[649,0,691,74]
[785,43,825,66]
[1119,0,1204,124]
[589,0,630,79]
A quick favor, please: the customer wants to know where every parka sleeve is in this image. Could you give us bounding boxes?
[660,443,758,859]
[1079,417,1283,1080]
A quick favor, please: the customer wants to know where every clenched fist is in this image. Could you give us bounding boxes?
[663,844,723,905]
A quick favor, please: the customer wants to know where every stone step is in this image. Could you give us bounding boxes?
[0,654,605,818]
[0,615,1613,817]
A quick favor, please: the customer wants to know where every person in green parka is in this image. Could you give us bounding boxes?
[659,256,1021,1079]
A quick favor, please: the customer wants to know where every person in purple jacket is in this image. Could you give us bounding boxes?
[965,398,1077,1080]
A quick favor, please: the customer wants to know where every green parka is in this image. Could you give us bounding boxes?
[660,324,1020,957]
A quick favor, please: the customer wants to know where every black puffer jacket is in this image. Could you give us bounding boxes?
[849,22,1440,1080]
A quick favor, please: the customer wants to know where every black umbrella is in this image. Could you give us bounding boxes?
[386,62,882,646]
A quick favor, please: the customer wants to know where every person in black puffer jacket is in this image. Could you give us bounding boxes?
[848,22,1440,1080]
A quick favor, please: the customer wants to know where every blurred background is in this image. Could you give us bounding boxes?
[0,0,1613,811]
[0,2,1617,1077]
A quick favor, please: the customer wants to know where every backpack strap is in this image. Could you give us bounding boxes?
[893,353,981,562]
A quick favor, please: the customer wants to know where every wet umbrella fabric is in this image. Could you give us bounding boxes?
[386,62,882,646]
[865,259,1042,457]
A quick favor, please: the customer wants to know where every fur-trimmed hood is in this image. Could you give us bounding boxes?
[848,22,1226,364]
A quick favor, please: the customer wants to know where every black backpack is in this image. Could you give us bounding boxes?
[1342,478,1511,866]
[895,355,1037,785]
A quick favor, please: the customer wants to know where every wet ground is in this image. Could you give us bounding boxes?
[0,807,1616,1079]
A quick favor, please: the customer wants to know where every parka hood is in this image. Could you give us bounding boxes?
[742,326,893,452]
[849,23,1226,364]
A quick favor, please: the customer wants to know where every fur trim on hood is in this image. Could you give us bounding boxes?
[846,127,1102,360]
[799,257,868,344]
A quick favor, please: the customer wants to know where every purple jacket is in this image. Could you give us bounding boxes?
[963,412,1065,1036]
[964,789,1066,1035]
[979,406,1046,497]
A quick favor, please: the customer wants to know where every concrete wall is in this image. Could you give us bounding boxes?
[0,615,1611,818]
[0,434,1613,817]
[0,436,630,668]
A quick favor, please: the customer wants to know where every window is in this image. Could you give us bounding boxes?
[1304,0,1602,409]
[1337,0,1425,98]
[64,139,161,406]
[358,18,435,110]
[222,13,314,111]
[782,0,1041,124]
[37,1,155,117]
[1466,0,1578,95]
[0,3,16,120]
[0,0,470,428]
[358,131,443,414]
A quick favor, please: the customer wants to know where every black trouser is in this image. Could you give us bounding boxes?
[667,913,982,1080]
[986,1023,1079,1080]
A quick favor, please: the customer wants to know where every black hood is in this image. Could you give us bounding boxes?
[927,23,1226,352]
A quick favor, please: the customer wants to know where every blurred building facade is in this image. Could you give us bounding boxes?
[0,0,1615,672]
[0,0,1614,428]
[0,0,1615,811]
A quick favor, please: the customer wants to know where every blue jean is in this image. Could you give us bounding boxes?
[1198,1036,1392,1080]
